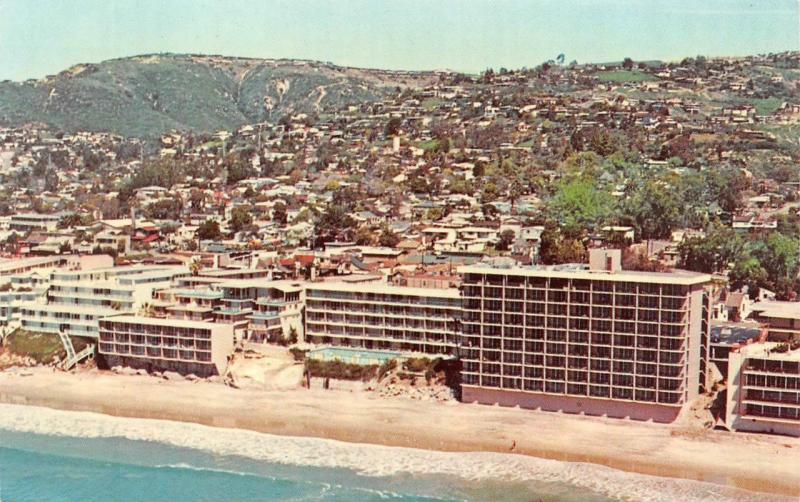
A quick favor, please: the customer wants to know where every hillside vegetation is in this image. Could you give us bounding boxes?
[0,54,437,137]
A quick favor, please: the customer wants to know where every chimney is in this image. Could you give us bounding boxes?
[589,248,621,273]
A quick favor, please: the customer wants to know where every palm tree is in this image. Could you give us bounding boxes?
[189,260,202,276]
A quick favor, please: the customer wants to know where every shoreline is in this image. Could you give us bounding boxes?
[1,368,799,498]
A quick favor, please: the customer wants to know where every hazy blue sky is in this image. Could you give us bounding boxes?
[0,0,797,80]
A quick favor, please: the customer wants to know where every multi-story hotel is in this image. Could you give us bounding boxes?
[149,278,304,344]
[19,265,187,338]
[98,314,234,376]
[726,341,800,436]
[304,280,461,355]
[458,249,712,422]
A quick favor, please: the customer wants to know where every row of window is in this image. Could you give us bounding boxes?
[461,374,683,403]
[462,275,689,296]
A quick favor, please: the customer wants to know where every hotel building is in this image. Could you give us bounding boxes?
[458,250,712,423]
[98,314,234,376]
[304,281,461,355]
[726,342,800,436]
[19,265,187,338]
[149,279,304,344]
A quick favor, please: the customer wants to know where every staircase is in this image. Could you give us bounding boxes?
[57,330,76,361]
[57,330,95,370]
[63,344,95,370]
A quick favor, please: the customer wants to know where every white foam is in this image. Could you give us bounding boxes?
[0,404,787,502]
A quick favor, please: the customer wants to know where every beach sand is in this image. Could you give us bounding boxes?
[1,368,798,498]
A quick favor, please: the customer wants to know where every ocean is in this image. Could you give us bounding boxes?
[0,404,789,502]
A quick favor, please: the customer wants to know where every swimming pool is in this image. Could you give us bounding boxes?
[307,347,404,366]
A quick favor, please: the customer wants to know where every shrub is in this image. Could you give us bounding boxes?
[289,347,307,361]
[305,359,379,381]
[377,359,397,380]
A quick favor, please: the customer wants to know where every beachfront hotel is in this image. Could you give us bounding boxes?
[724,301,800,436]
[458,249,712,422]
[304,280,462,355]
[725,342,800,436]
[149,279,305,344]
[98,314,234,376]
[19,265,187,339]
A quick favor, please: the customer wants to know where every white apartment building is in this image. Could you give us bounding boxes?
[19,265,187,338]
[304,281,462,355]
[98,314,234,376]
[9,213,60,232]
[726,342,800,436]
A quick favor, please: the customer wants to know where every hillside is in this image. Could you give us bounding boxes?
[0,54,438,137]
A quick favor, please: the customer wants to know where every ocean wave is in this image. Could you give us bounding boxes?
[0,404,786,502]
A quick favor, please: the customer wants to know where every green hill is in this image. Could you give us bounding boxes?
[0,54,435,138]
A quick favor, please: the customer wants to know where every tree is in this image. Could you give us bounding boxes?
[622,180,680,241]
[622,57,635,70]
[496,229,516,251]
[384,117,402,137]
[144,199,183,220]
[539,223,587,265]
[678,225,744,274]
[751,233,800,299]
[707,168,748,215]
[189,189,206,211]
[548,178,614,236]
[354,226,377,246]
[189,260,203,276]
[272,201,288,225]
[225,159,255,185]
[314,205,356,247]
[196,219,221,241]
[230,206,253,233]
[378,226,401,247]
[729,256,768,298]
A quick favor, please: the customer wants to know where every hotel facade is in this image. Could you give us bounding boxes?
[304,281,461,356]
[457,251,712,423]
[98,314,234,376]
[726,342,800,436]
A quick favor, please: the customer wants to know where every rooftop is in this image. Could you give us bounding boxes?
[710,323,763,345]
[458,263,712,286]
[738,341,800,362]
[751,301,800,321]
[306,280,461,299]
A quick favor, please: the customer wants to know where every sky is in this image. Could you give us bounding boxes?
[0,0,798,80]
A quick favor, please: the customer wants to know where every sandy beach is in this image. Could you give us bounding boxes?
[1,368,798,498]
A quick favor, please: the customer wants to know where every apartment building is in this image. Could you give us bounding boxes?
[304,281,461,355]
[0,289,42,327]
[9,213,60,232]
[726,341,800,436]
[19,265,187,338]
[149,279,304,343]
[219,280,304,344]
[458,250,712,423]
[98,314,234,376]
[20,303,116,338]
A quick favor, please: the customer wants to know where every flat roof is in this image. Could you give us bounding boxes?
[751,301,800,320]
[458,264,712,286]
[710,323,763,345]
[739,341,800,362]
[306,281,461,299]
